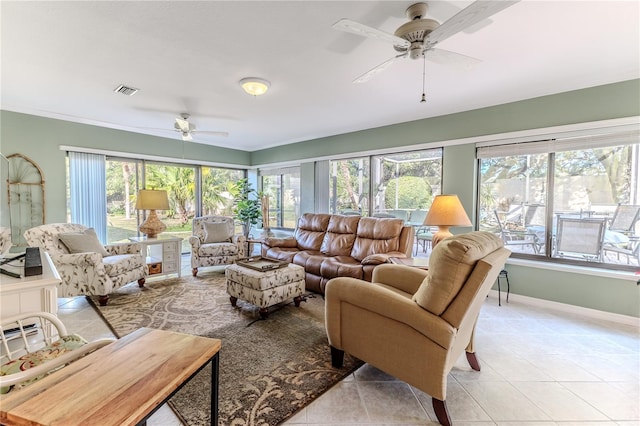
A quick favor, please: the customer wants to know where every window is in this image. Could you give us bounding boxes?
[260,167,300,229]
[478,130,640,270]
[371,149,442,223]
[84,154,245,252]
[330,157,370,215]
[329,149,442,221]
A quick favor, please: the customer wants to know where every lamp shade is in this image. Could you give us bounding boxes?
[135,189,170,211]
[423,194,472,248]
[424,194,472,227]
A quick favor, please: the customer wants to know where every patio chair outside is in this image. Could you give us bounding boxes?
[608,204,640,235]
[494,206,542,254]
[555,218,606,262]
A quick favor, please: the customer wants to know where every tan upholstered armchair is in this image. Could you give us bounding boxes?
[189,216,246,277]
[24,224,147,305]
[325,231,510,426]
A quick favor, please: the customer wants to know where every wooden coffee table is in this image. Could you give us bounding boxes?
[0,328,221,426]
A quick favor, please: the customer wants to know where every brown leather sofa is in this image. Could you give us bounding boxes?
[261,213,414,294]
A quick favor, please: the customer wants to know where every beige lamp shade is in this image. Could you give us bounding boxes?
[424,194,472,248]
[135,189,170,210]
[136,189,170,238]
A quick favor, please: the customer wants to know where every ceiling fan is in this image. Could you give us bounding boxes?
[174,113,228,141]
[333,1,519,83]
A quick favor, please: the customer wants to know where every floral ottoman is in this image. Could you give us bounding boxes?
[225,262,305,319]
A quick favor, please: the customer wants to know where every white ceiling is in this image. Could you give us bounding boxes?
[1,1,639,152]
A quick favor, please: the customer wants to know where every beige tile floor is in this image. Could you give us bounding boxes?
[56,255,639,426]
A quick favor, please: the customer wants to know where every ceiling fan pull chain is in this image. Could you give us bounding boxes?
[420,52,427,103]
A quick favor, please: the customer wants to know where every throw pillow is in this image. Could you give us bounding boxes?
[203,222,232,243]
[58,228,109,256]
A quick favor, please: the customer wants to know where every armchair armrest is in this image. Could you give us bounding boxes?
[232,234,247,244]
[372,264,428,295]
[105,242,141,256]
[52,252,105,268]
[188,235,202,249]
[325,277,455,350]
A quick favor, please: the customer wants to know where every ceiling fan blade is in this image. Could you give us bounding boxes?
[426,48,481,68]
[353,52,408,84]
[426,0,519,48]
[194,130,229,138]
[175,117,191,133]
[333,19,410,49]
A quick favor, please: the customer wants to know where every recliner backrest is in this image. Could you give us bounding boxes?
[294,213,331,251]
[412,232,506,316]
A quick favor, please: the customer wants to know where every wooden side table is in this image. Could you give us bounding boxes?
[388,257,429,270]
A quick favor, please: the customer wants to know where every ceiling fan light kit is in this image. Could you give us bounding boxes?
[239,77,271,96]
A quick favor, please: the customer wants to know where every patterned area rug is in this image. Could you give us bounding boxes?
[88,269,362,425]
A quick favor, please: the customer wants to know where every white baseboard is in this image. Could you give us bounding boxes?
[487,290,640,328]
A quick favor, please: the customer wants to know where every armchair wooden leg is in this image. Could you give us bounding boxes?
[192,268,198,277]
[330,345,344,368]
[432,398,451,426]
[98,295,109,306]
[466,351,481,371]
[137,278,145,288]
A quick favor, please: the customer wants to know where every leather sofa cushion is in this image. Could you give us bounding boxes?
[413,232,503,316]
[321,215,360,256]
[351,217,404,261]
[294,213,331,251]
[320,256,363,280]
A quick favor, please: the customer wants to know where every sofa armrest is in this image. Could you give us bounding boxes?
[262,237,298,248]
[372,264,428,295]
[325,277,455,350]
[105,242,141,256]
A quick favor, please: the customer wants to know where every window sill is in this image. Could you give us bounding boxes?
[506,258,640,283]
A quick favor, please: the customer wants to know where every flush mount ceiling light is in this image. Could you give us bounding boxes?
[239,77,270,96]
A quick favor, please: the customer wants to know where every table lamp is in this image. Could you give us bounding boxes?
[423,194,472,248]
[136,189,170,238]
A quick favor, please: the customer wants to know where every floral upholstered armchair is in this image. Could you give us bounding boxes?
[24,223,147,305]
[189,216,246,276]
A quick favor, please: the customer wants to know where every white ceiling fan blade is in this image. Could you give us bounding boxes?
[175,117,191,133]
[353,53,407,84]
[426,1,519,48]
[333,19,410,49]
[194,130,229,138]
[426,48,481,69]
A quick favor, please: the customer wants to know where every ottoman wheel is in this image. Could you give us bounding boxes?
[230,296,238,307]
[294,296,302,307]
[259,308,269,319]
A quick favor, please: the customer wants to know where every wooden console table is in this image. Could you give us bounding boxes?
[0,328,221,426]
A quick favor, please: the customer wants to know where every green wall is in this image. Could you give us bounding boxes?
[1,79,639,317]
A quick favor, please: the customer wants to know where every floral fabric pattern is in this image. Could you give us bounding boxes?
[24,223,147,298]
[226,263,305,308]
[0,334,87,394]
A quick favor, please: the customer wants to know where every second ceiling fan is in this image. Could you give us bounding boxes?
[174,113,229,141]
[333,1,519,83]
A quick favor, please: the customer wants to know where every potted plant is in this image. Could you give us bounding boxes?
[232,178,262,238]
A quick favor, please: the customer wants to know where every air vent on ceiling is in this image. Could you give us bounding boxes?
[113,84,139,96]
